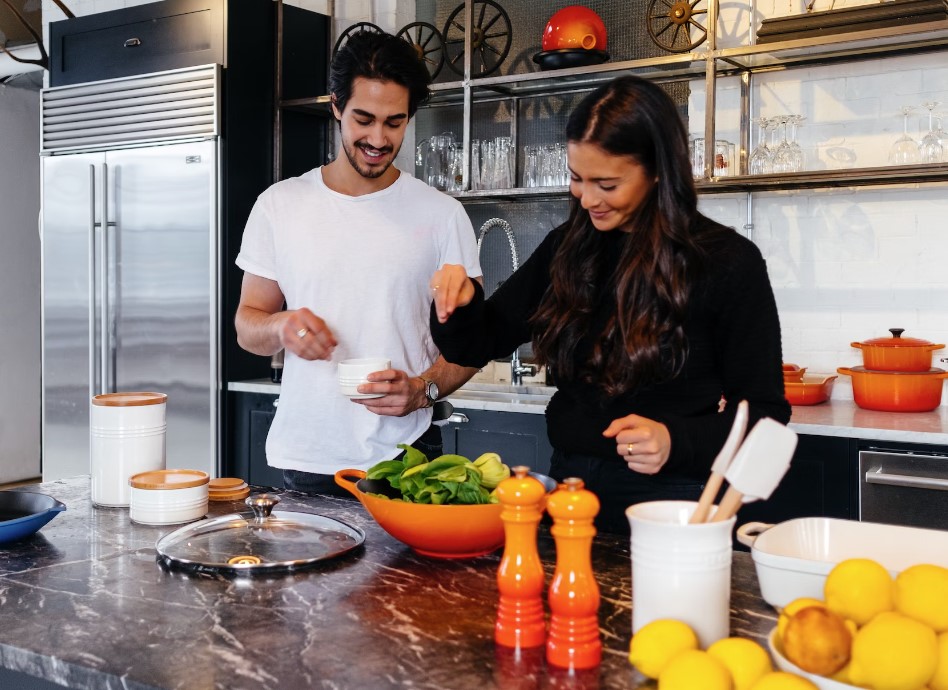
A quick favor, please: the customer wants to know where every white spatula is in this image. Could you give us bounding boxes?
[711,417,798,523]
[689,400,749,524]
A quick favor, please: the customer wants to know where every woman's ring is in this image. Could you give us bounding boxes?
[432,285,440,291]
[627,443,635,455]
[297,328,309,339]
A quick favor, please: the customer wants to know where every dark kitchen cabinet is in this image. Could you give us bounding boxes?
[734,434,857,548]
[49,0,229,87]
[441,408,552,475]
[228,391,284,489]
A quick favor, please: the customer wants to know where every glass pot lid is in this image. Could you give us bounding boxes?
[155,494,365,575]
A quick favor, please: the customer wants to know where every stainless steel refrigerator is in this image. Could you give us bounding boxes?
[40,65,220,481]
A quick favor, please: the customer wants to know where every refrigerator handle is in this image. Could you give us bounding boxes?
[89,164,98,399]
[100,163,110,395]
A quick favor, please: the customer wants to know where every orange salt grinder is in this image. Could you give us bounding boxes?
[494,465,547,649]
[546,477,602,670]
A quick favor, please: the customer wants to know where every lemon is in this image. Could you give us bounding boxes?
[658,649,732,690]
[930,631,948,690]
[895,564,948,632]
[782,605,852,676]
[849,611,938,690]
[748,672,819,690]
[628,618,699,679]
[777,598,825,642]
[708,637,773,690]
[824,558,894,626]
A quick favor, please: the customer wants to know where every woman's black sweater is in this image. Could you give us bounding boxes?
[431,217,791,480]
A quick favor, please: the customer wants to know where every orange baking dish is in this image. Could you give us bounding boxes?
[784,374,837,406]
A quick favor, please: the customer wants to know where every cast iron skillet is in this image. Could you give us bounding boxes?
[0,491,66,545]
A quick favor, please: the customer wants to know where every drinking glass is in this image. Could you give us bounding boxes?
[713,140,731,177]
[522,145,539,188]
[787,114,806,172]
[691,137,706,178]
[771,116,794,173]
[748,117,773,176]
[918,101,944,163]
[889,106,920,165]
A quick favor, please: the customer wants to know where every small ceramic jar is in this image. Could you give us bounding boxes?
[129,469,209,525]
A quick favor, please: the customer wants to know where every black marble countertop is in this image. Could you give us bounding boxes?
[0,477,777,690]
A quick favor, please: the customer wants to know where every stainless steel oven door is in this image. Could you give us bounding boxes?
[859,449,948,530]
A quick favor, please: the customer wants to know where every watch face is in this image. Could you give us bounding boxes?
[428,381,440,401]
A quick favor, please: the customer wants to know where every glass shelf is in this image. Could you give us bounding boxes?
[701,163,948,192]
[715,20,948,73]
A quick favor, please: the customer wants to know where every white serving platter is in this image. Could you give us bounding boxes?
[737,517,948,609]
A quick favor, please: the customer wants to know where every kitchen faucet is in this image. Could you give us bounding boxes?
[476,218,536,386]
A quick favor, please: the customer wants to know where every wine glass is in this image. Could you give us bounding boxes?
[787,115,806,172]
[749,116,773,175]
[889,105,920,165]
[771,116,794,173]
[918,101,944,163]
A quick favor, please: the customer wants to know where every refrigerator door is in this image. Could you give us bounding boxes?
[105,140,218,477]
[41,152,104,482]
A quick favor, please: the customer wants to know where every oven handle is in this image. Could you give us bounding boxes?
[865,468,948,491]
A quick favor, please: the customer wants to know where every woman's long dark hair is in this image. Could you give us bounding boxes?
[531,75,715,397]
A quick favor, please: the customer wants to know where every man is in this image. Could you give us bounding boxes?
[234,31,482,496]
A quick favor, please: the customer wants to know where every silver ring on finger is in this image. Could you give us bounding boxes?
[297,327,309,339]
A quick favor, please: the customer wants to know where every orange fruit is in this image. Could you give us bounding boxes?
[782,605,852,676]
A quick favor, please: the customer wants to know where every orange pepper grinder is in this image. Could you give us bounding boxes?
[494,465,547,649]
[545,477,601,670]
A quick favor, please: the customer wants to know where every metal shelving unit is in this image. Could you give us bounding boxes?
[271,1,948,195]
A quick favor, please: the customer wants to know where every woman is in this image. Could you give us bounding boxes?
[430,75,790,533]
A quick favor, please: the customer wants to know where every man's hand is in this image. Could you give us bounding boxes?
[351,369,426,417]
[280,307,337,361]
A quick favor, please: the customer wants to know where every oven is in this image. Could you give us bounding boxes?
[859,448,948,531]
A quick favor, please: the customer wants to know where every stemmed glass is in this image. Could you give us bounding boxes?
[889,105,920,165]
[786,115,806,172]
[771,116,794,173]
[749,116,773,175]
[918,101,944,163]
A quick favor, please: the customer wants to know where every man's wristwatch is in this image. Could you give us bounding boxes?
[420,377,439,408]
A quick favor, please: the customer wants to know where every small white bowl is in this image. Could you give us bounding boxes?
[129,469,209,525]
[337,358,389,398]
[738,517,948,609]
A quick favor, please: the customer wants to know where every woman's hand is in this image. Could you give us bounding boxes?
[430,264,476,323]
[602,415,672,475]
[280,308,337,361]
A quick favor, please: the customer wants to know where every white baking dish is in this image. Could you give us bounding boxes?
[737,517,948,609]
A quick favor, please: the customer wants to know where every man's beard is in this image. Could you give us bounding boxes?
[342,139,399,179]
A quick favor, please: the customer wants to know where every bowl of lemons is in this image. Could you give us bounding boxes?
[769,558,948,690]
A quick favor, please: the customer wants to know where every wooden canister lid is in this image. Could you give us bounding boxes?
[208,477,250,501]
[92,392,168,407]
[129,469,209,489]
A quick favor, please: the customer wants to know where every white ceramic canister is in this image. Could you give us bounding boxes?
[129,469,209,525]
[626,500,736,648]
[90,392,167,508]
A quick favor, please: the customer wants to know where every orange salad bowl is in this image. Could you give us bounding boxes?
[541,5,608,52]
[335,468,556,559]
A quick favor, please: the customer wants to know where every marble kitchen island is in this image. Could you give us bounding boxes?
[0,476,778,690]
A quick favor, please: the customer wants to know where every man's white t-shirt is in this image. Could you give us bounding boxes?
[236,167,481,474]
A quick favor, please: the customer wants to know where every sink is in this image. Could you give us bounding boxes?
[449,382,556,405]
[458,382,556,397]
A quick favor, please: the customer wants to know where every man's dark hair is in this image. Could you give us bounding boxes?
[329,31,431,118]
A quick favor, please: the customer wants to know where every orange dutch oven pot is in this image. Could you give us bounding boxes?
[851,328,944,372]
[837,366,948,412]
